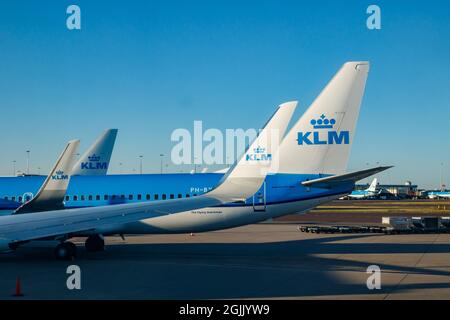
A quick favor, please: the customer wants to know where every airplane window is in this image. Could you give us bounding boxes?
[88,195,93,201]
[178,194,182,199]
[73,196,78,201]
[96,195,100,201]
[4,196,8,200]
[186,194,190,198]
[81,195,85,201]
[104,195,109,200]
[154,194,159,200]
[18,196,22,202]
[162,194,167,200]
[170,194,174,199]
[146,194,150,200]
[112,195,116,200]
[129,195,133,200]
[65,196,70,201]
[193,194,197,197]
[12,197,16,201]
[121,195,125,199]
[137,194,142,200]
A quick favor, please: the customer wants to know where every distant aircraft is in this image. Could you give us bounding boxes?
[428,191,450,199]
[0,62,391,260]
[0,129,117,213]
[348,178,379,199]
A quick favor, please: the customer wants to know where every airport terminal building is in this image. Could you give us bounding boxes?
[355,181,419,198]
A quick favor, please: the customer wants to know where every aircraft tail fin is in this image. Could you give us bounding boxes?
[367,178,378,192]
[277,62,370,175]
[209,101,297,202]
[14,140,80,214]
[71,129,118,176]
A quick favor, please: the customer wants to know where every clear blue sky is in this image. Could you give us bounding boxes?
[0,0,449,189]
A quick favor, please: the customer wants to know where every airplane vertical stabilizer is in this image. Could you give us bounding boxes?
[368,178,378,192]
[14,140,80,214]
[276,62,370,175]
[209,101,297,202]
[72,129,118,176]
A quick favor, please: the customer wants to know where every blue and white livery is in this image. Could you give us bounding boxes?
[71,129,118,176]
[0,62,391,260]
[348,178,379,199]
[428,191,450,199]
[0,100,295,259]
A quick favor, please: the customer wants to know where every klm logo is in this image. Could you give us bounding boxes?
[246,146,272,162]
[81,154,108,170]
[297,115,349,146]
[52,170,68,180]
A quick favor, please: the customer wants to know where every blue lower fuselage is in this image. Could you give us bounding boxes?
[0,173,354,215]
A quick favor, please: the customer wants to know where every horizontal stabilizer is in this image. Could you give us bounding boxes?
[301,166,393,189]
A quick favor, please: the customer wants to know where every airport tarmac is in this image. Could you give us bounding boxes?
[1,222,450,300]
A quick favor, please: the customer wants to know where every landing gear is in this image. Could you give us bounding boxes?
[54,242,77,260]
[85,234,105,252]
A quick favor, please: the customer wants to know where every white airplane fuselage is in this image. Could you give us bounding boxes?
[88,193,344,235]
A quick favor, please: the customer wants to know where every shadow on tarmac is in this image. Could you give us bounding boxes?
[1,233,450,299]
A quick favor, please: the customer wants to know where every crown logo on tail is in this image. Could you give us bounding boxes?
[253,146,266,154]
[310,114,336,129]
[88,154,100,162]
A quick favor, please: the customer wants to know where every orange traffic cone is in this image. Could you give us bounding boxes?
[13,277,24,297]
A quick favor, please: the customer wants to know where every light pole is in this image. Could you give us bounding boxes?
[38,167,41,175]
[12,160,16,176]
[366,162,370,184]
[160,154,164,174]
[139,155,143,174]
[119,162,123,174]
[26,150,30,175]
[440,162,444,191]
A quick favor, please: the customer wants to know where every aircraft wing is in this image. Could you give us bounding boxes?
[13,140,80,214]
[0,101,297,248]
[301,166,393,189]
[0,197,224,243]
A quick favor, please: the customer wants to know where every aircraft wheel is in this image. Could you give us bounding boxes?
[85,234,105,252]
[55,242,77,260]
